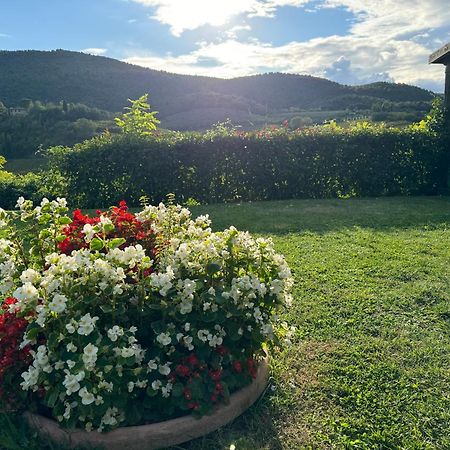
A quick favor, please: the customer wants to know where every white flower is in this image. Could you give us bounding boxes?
[48,293,68,314]
[147,359,158,372]
[183,336,194,351]
[161,382,172,398]
[20,366,39,390]
[66,360,76,369]
[82,343,98,370]
[79,387,95,405]
[55,360,65,370]
[77,313,99,336]
[20,268,40,284]
[63,403,71,420]
[101,407,122,427]
[179,299,193,314]
[135,379,148,389]
[209,335,223,347]
[82,224,96,242]
[107,325,124,342]
[197,329,210,343]
[156,332,172,346]
[13,282,39,303]
[66,343,77,352]
[66,322,76,334]
[151,380,162,390]
[98,380,114,392]
[120,347,135,358]
[16,196,25,209]
[63,371,85,395]
[158,363,171,376]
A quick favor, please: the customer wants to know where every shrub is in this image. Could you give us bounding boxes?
[47,120,449,208]
[0,198,293,430]
[0,170,67,210]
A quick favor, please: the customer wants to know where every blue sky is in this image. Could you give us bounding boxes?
[1,0,449,91]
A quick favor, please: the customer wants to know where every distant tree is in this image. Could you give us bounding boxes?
[115,94,160,137]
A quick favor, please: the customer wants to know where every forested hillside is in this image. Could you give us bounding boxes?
[0,50,437,131]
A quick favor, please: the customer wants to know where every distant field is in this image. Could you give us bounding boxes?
[4,158,47,173]
[1,196,450,449]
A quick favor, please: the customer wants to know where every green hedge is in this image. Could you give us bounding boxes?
[46,123,449,208]
[0,170,67,209]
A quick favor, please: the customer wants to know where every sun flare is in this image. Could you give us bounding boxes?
[141,0,257,35]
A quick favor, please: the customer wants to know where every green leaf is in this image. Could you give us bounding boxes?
[100,304,113,313]
[26,322,42,340]
[172,383,184,397]
[108,237,126,249]
[45,388,60,408]
[103,223,115,233]
[146,387,158,397]
[38,213,52,224]
[206,262,221,275]
[150,320,165,334]
[57,216,72,225]
[90,237,104,251]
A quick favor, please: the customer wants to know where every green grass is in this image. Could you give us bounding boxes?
[2,196,450,449]
[4,158,48,174]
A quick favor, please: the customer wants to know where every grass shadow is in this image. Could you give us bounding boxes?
[190,196,450,235]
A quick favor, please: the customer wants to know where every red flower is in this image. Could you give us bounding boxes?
[0,297,33,407]
[233,360,243,373]
[216,345,229,355]
[183,388,192,400]
[175,365,191,377]
[58,202,159,263]
[186,353,199,367]
[247,358,257,379]
[187,401,200,410]
[209,370,222,381]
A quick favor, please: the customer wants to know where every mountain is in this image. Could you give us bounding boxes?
[0,50,437,130]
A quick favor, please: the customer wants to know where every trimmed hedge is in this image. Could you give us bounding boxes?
[0,170,67,210]
[46,124,449,208]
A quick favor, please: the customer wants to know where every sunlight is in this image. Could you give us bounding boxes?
[142,0,257,35]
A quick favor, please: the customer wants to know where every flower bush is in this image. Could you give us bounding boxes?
[0,197,293,432]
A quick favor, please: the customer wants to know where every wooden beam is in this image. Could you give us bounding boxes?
[429,42,450,64]
[446,65,450,110]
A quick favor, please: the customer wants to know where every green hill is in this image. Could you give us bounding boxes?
[0,50,437,130]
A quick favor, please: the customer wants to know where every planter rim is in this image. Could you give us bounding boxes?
[24,356,269,450]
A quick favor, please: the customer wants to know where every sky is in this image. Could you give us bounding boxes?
[0,0,449,91]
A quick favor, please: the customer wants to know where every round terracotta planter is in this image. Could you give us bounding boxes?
[24,357,269,450]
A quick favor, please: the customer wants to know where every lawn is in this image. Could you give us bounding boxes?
[2,196,450,449]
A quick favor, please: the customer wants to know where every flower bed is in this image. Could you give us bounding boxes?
[0,197,293,437]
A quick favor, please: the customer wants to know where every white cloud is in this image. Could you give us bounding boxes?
[124,0,449,90]
[81,48,108,56]
[131,0,309,35]
[225,24,252,39]
[0,33,10,38]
